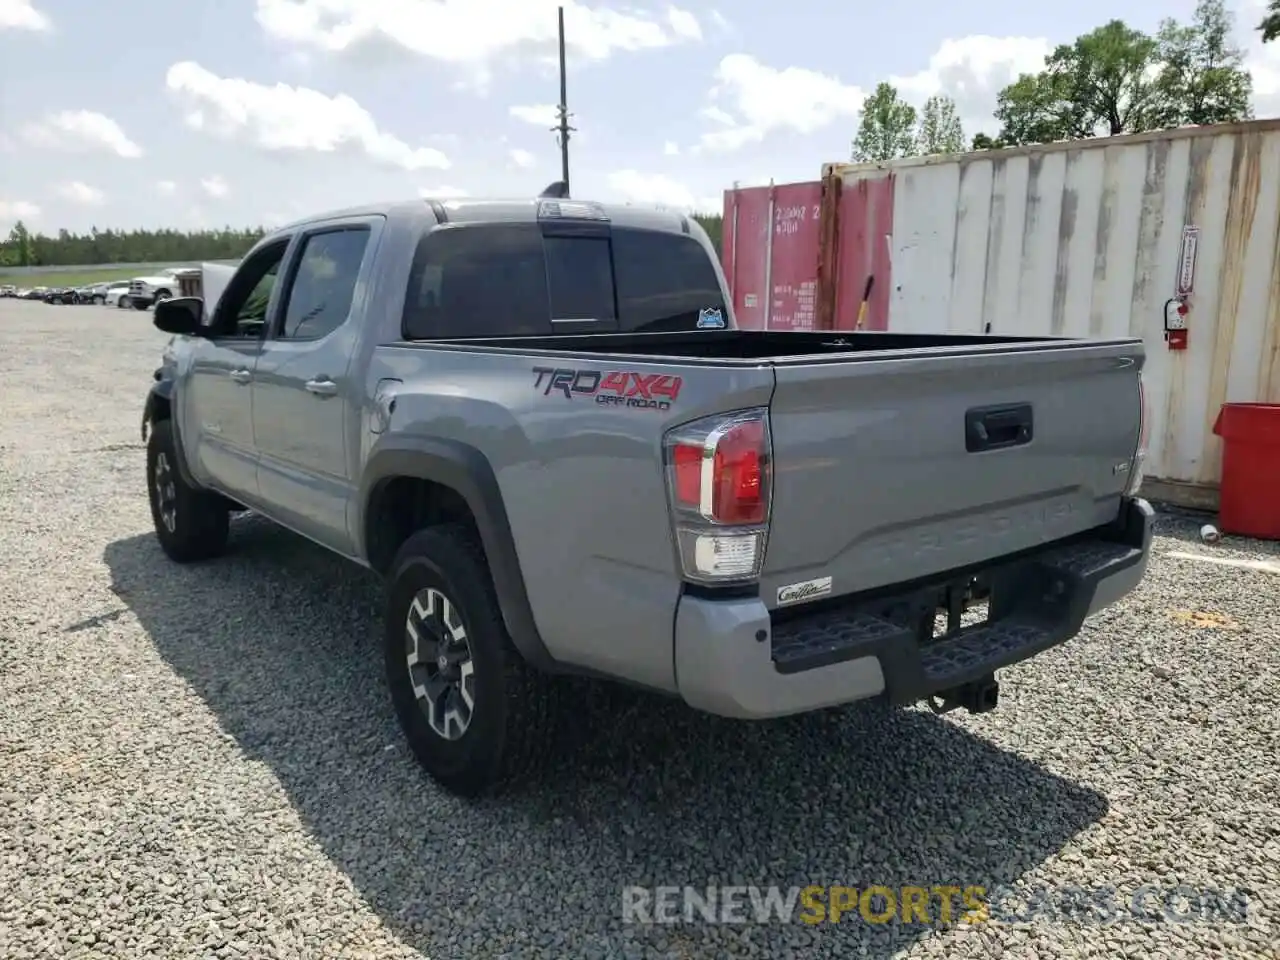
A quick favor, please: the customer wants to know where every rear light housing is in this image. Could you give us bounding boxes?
[663,408,772,584]
[1125,374,1149,496]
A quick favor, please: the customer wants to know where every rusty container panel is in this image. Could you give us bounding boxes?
[831,172,895,331]
[722,186,771,330]
[766,181,823,331]
[720,181,823,330]
[827,119,1280,497]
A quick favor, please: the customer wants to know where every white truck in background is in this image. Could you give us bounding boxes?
[128,267,185,310]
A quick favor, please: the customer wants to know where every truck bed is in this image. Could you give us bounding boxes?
[397,328,1134,363]
[379,327,1145,629]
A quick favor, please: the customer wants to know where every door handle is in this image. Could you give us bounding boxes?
[229,368,252,385]
[965,403,1033,452]
[305,377,338,397]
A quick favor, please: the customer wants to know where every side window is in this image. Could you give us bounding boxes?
[403,224,551,339]
[278,227,371,340]
[209,239,290,339]
[544,236,616,322]
[611,228,726,332]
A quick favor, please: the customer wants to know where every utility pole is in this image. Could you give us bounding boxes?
[553,5,575,195]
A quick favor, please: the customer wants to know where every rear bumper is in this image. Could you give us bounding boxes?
[673,497,1154,720]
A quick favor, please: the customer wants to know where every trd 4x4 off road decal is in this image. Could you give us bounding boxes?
[532,367,683,411]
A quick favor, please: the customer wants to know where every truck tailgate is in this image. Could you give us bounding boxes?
[761,341,1144,606]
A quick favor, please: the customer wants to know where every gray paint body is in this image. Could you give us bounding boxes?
[151,196,1153,719]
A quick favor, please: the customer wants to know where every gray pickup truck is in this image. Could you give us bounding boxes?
[141,191,1154,797]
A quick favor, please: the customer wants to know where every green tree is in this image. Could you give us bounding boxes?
[852,82,918,162]
[6,222,35,266]
[1156,0,1252,126]
[915,95,965,155]
[692,213,723,256]
[995,20,1163,145]
[970,132,1010,150]
[1260,0,1280,42]
[0,225,267,268]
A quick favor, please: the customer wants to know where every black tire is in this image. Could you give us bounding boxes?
[145,418,230,562]
[117,295,130,309]
[154,288,172,302]
[384,524,562,798]
[133,297,149,311]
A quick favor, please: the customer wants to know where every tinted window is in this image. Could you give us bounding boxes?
[279,227,370,340]
[611,228,725,332]
[209,239,289,339]
[403,224,550,339]
[544,236,616,322]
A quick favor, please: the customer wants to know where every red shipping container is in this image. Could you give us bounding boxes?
[721,175,894,332]
[832,174,895,332]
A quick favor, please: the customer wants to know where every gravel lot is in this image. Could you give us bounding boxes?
[0,296,1276,959]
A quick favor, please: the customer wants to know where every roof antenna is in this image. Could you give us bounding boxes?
[540,181,570,198]
[552,5,574,196]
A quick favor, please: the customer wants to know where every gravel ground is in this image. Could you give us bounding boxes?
[0,297,1276,959]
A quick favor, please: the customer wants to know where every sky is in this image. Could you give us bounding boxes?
[2,0,1280,234]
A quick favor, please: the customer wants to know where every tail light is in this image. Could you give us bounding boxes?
[1125,374,1149,496]
[663,408,772,584]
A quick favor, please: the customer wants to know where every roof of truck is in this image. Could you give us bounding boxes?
[274,196,698,236]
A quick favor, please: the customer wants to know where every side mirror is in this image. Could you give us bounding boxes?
[152,297,206,336]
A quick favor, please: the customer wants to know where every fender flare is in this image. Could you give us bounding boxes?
[359,436,557,672]
[142,378,201,491]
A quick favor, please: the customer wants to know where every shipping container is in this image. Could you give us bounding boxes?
[721,119,1280,507]
[721,177,894,331]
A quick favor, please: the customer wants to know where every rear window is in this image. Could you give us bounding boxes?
[401,223,726,339]
[612,228,726,332]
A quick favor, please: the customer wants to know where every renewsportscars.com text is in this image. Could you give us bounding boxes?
[621,884,1251,927]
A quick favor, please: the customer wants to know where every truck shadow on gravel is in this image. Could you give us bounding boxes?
[104,518,1108,960]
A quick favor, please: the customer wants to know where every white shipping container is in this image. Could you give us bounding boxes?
[825,119,1280,507]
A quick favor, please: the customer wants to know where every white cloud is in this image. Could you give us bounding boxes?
[21,110,143,158]
[890,35,1052,134]
[510,148,537,168]
[666,7,700,41]
[156,180,177,196]
[200,175,230,198]
[0,199,41,222]
[418,185,470,199]
[56,182,105,205]
[510,103,559,127]
[605,170,719,214]
[663,140,679,156]
[254,0,702,80]
[0,0,50,31]
[164,61,451,171]
[699,54,865,152]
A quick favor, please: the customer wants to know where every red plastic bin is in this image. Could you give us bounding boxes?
[1211,402,1280,539]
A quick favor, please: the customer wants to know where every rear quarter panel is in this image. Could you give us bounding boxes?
[368,344,774,691]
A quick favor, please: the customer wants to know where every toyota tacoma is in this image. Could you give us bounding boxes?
[141,189,1154,797]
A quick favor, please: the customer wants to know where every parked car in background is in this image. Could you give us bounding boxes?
[22,287,47,300]
[43,286,75,304]
[104,283,132,309]
[0,284,16,298]
[73,283,112,304]
[128,268,185,310]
